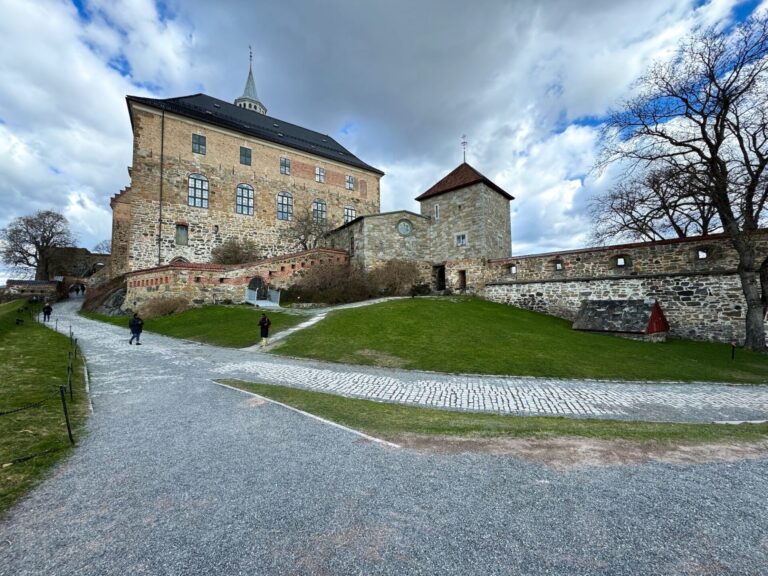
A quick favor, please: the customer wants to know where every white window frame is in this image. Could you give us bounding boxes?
[188,174,209,208]
[312,199,327,223]
[277,191,293,221]
[315,166,325,183]
[280,157,291,175]
[455,233,468,247]
[236,184,254,216]
[345,175,355,190]
[344,206,356,223]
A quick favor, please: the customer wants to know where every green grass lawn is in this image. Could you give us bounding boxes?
[81,305,306,348]
[0,300,88,516]
[221,380,768,443]
[272,297,768,383]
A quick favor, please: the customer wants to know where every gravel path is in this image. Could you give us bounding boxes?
[1,301,767,575]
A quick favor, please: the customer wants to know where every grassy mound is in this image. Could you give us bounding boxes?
[272,297,768,383]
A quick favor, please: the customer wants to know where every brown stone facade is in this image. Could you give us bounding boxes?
[124,248,348,308]
[111,104,382,276]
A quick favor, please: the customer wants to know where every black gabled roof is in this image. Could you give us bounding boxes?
[127,93,384,175]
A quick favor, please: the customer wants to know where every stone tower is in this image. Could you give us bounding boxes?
[234,51,267,114]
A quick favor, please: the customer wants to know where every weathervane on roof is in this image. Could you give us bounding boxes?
[249,45,253,66]
[461,134,468,163]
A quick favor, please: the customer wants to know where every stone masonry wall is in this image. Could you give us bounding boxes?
[419,183,511,261]
[483,273,768,344]
[493,232,768,282]
[113,105,382,274]
[327,211,431,271]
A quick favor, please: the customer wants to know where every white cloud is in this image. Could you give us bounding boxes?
[0,0,756,264]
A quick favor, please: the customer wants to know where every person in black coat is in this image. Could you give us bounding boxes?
[258,313,271,347]
[128,313,144,345]
[42,303,53,322]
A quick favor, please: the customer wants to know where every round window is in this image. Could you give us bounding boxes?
[397,219,413,236]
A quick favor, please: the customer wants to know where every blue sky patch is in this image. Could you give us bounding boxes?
[108,55,132,78]
[71,0,90,22]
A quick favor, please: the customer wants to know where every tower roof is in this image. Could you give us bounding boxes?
[241,66,260,101]
[415,162,513,201]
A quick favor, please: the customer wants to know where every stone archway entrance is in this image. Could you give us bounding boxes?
[247,276,268,301]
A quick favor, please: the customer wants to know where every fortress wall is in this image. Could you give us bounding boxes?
[484,272,765,343]
[124,248,348,308]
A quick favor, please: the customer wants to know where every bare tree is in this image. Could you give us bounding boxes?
[93,239,112,254]
[1,210,76,280]
[590,166,720,243]
[280,207,331,251]
[211,238,260,264]
[598,16,768,351]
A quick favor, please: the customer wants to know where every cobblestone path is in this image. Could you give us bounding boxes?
[66,301,768,422]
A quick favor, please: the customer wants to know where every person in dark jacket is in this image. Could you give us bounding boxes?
[42,303,53,322]
[128,313,144,345]
[258,313,271,347]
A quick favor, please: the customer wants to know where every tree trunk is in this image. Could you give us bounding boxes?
[737,267,767,351]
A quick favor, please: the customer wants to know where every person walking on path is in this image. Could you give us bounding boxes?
[128,313,144,345]
[258,313,271,347]
[42,303,53,322]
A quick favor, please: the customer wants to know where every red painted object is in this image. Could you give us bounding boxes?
[646,301,670,334]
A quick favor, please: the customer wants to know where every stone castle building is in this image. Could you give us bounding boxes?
[109,62,384,277]
[110,64,767,346]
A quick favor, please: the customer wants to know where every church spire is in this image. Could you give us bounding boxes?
[235,46,267,115]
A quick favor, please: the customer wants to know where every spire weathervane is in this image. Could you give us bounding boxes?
[461,134,468,163]
[249,45,253,66]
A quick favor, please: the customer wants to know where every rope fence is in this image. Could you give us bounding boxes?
[1,315,81,467]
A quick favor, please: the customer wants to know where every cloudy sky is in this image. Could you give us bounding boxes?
[1,0,764,282]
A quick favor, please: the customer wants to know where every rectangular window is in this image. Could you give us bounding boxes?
[240,147,251,166]
[345,175,355,190]
[697,249,708,260]
[509,264,517,275]
[455,233,467,247]
[617,256,626,267]
[315,166,325,183]
[434,204,440,220]
[344,206,357,223]
[277,192,293,221]
[236,185,254,215]
[280,157,291,175]
[192,134,206,154]
[188,176,209,208]
[175,224,188,246]
[312,200,327,223]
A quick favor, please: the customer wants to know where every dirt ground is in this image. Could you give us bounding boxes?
[390,434,768,471]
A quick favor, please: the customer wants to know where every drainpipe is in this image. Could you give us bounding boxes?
[158,110,165,266]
